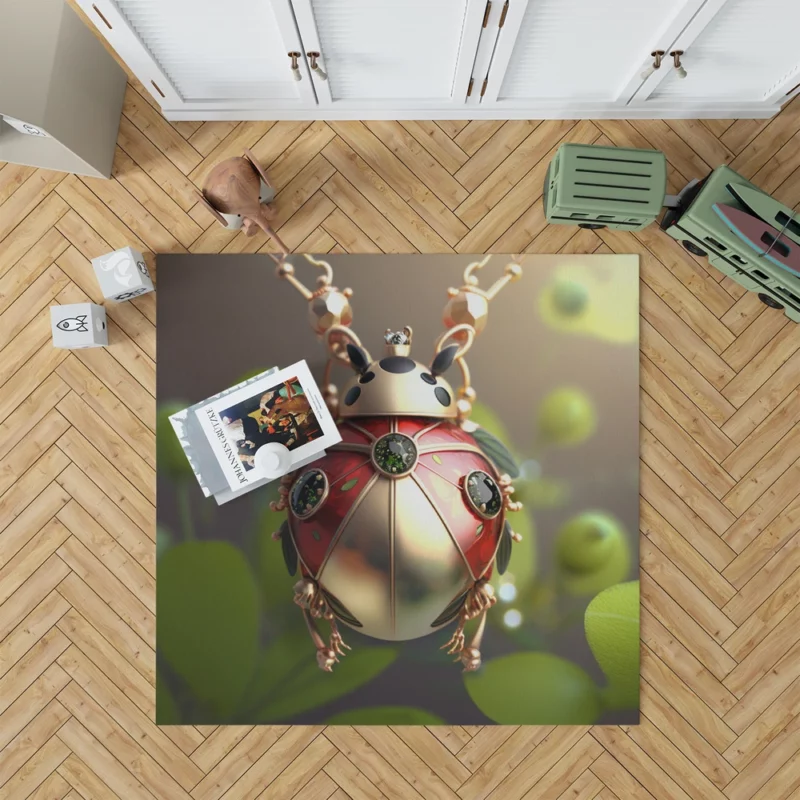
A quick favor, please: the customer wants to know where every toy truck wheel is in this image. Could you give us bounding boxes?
[758,293,784,310]
[578,223,606,230]
[682,240,707,257]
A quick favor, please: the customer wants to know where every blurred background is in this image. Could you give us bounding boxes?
[156,253,640,726]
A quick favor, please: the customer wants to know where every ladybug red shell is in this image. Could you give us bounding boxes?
[286,416,506,641]
[272,319,522,672]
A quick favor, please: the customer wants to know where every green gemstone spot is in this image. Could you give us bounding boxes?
[476,523,484,537]
[466,470,502,518]
[373,433,417,476]
[312,530,321,541]
[290,469,327,518]
[341,478,359,492]
[432,454,443,464]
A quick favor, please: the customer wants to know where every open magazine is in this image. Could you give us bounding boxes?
[169,361,341,504]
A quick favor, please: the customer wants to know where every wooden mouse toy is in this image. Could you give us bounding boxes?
[197,148,284,242]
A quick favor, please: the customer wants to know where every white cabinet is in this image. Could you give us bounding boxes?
[481,0,706,106]
[290,0,485,109]
[76,0,800,120]
[77,0,317,111]
[630,0,800,108]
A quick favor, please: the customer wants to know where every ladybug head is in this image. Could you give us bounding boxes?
[338,327,459,419]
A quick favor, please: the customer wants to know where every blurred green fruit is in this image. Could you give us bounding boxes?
[552,279,589,317]
[585,580,640,710]
[464,652,601,724]
[555,511,630,596]
[556,512,625,573]
[157,401,193,480]
[537,388,596,446]
[513,476,569,509]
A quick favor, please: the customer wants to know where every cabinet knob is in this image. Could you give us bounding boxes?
[288,52,302,81]
[670,50,687,79]
[640,51,665,81]
[307,52,328,81]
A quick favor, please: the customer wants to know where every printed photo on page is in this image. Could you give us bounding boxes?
[194,360,341,491]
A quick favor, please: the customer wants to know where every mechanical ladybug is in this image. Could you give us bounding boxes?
[269,254,524,672]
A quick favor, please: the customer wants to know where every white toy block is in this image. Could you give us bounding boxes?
[51,303,108,349]
[91,246,154,302]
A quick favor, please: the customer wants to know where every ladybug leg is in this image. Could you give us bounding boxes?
[441,618,466,656]
[295,579,349,671]
[325,612,351,657]
[460,609,488,673]
[442,579,496,663]
[466,578,497,617]
[497,474,523,515]
[300,607,340,672]
[269,473,296,512]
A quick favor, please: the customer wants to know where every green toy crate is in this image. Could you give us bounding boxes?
[661,164,800,323]
[544,143,667,231]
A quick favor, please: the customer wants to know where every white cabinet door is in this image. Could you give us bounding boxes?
[290,0,486,109]
[481,0,706,109]
[632,0,800,109]
[76,0,317,112]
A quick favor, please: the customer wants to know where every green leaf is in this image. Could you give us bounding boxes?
[341,478,359,492]
[327,706,446,725]
[157,402,194,481]
[585,580,640,711]
[158,541,260,717]
[255,507,295,611]
[256,644,398,722]
[156,672,180,724]
[432,454,443,465]
[156,525,173,560]
[464,652,601,725]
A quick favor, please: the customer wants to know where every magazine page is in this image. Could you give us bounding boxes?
[194,360,341,492]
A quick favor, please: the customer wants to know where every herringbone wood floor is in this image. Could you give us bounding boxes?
[3,41,800,800]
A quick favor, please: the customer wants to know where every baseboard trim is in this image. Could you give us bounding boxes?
[162,103,781,122]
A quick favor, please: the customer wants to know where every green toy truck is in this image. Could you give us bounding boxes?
[543,143,667,231]
[544,143,800,323]
[660,165,800,323]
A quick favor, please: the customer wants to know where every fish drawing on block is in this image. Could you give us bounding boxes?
[712,204,800,278]
[56,315,89,332]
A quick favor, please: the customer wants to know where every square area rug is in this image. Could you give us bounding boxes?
[156,253,640,726]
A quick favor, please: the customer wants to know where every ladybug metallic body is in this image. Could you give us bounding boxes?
[271,256,523,671]
[288,416,505,642]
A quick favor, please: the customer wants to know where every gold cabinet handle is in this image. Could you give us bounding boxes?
[640,50,665,80]
[307,51,328,81]
[288,51,302,81]
[670,50,687,79]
